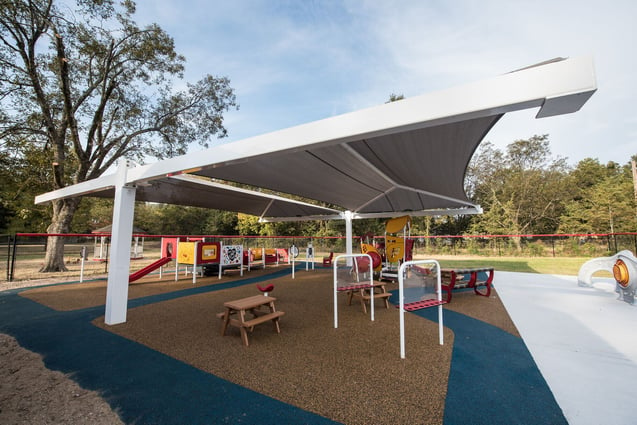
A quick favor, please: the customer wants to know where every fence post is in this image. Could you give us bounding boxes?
[551,236,555,257]
[5,235,10,281]
[104,242,109,273]
[9,234,17,282]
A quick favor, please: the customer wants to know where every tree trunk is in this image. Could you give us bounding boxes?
[511,235,523,252]
[39,198,81,272]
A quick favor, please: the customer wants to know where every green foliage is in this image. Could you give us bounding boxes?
[236,213,261,236]
[0,0,237,269]
[467,135,574,239]
[386,93,405,103]
[559,159,636,234]
[70,198,114,233]
[0,138,55,232]
[0,0,237,184]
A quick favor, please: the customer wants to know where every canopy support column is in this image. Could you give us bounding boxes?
[344,211,353,266]
[105,161,136,325]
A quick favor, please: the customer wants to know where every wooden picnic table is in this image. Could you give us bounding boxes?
[440,267,494,303]
[220,295,284,346]
[346,281,392,313]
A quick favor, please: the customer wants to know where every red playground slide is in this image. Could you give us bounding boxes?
[129,257,172,283]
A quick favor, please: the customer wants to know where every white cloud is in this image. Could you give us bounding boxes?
[133,0,636,164]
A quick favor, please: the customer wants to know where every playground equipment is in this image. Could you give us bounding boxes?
[218,244,244,279]
[397,260,446,359]
[360,244,383,273]
[578,250,637,304]
[243,248,285,270]
[290,243,300,278]
[127,237,177,283]
[129,257,172,283]
[322,252,333,266]
[175,240,243,283]
[305,242,315,271]
[92,225,146,261]
[256,283,274,296]
[379,216,414,281]
[333,253,375,328]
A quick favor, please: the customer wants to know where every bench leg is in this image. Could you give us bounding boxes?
[359,289,368,314]
[272,318,281,334]
[240,327,250,346]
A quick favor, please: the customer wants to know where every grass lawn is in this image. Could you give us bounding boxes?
[430,255,607,276]
[4,249,612,284]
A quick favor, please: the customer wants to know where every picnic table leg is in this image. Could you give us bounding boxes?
[268,302,281,333]
[377,286,390,308]
[239,309,250,346]
[221,308,231,336]
[474,269,494,297]
[359,289,368,314]
[468,271,478,287]
[444,272,456,303]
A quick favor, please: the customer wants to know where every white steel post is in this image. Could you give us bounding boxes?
[105,161,136,325]
[192,241,198,284]
[333,260,338,328]
[174,242,180,281]
[344,211,353,266]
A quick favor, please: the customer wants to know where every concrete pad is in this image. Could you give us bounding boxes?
[495,271,636,425]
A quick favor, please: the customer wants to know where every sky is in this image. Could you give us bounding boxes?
[133,0,636,166]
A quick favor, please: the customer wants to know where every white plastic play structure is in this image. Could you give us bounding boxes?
[305,242,315,271]
[333,253,375,328]
[578,250,637,304]
[398,260,446,359]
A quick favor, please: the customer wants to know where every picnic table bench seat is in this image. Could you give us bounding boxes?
[242,311,285,329]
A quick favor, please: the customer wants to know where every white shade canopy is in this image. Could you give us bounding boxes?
[36,56,597,221]
[34,56,597,326]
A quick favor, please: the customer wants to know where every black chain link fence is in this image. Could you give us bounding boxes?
[2,232,635,283]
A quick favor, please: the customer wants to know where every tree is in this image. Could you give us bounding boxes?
[467,135,573,248]
[203,210,238,235]
[0,136,53,233]
[386,93,404,103]
[560,159,636,235]
[0,0,237,271]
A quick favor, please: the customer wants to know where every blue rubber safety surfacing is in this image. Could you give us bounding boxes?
[0,269,338,425]
[1,271,567,424]
[390,288,567,425]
